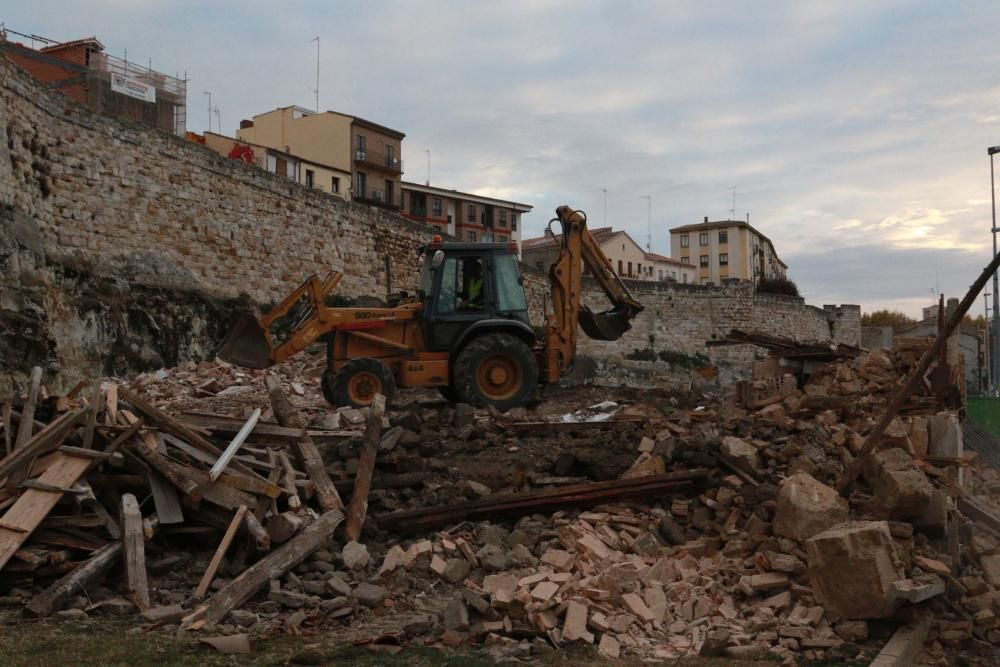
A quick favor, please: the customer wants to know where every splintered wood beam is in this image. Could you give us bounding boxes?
[0,408,90,481]
[81,383,102,450]
[14,366,43,450]
[120,493,150,611]
[194,505,248,600]
[24,542,123,618]
[264,376,343,513]
[209,408,260,482]
[180,509,344,631]
[375,469,710,534]
[344,394,385,542]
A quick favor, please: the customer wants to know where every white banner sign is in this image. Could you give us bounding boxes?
[110,73,156,103]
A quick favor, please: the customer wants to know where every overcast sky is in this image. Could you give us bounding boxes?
[7,1,1000,317]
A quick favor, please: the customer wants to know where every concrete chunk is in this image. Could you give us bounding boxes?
[773,472,849,542]
[806,521,904,619]
[864,448,934,520]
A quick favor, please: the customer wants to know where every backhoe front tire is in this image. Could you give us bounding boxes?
[323,357,396,408]
[453,333,538,411]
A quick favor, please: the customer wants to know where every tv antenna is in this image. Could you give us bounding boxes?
[640,195,652,251]
[308,36,319,112]
[730,185,737,218]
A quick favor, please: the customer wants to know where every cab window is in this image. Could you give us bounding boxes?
[437,256,486,313]
[494,253,527,312]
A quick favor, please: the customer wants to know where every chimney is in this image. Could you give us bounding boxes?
[544,228,554,239]
[239,119,254,129]
[704,216,708,224]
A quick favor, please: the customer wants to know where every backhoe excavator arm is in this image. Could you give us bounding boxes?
[543,205,644,382]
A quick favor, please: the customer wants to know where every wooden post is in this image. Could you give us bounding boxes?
[243,511,270,551]
[0,408,90,480]
[264,376,342,512]
[14,366,43,449]
[121,493,150,610]
[277,450,302,511]
[344,394,385,541]
[181,509,344,630]
[194,505,248,600]
[209,408,260,482]
[839,248,1000,495]
[81,383,102,450]
[24,542,123,617]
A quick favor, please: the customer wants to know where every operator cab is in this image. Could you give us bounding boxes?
[417,241,534,353]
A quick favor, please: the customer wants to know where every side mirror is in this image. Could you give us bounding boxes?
[431,250,445,269]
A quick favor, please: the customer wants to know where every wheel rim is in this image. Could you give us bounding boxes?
[347,371,381,405]
[476,353,523,401]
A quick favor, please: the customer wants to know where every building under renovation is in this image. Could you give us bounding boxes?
[0,26,186,135]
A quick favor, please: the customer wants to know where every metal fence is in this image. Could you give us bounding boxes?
[87,52,186,135]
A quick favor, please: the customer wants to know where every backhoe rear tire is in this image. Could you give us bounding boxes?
[452,333,537,411]
[323,357,396,408]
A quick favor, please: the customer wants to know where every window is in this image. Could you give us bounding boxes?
[467,231,477,242]
[681,256,689,264]
[511,215,517,231]
[385,180,394,206]
[637,263,642,276]
[331,176,340,193]
[386,145,395,167]
[431,197,442,216]
[618,260,623,275]
[719,253,729,266]
[494,253,527,313]
[699,232,709,246]
[499,210,507,222]
[356,135,367,160]
[437,256,488,313]
[682,273,688,284]
[356,172,367,198]
[627,261,633,277]
[699,255,709,267]
[680,234,689,248]
[498,234,508,242]
[305,169,314,188]
[718,230,728,244]
[658,270,664,281]
[467,204,476,222]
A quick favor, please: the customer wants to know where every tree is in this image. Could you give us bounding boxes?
[965,314,986,328]
[861,309,916,330]
[756,276,800,297]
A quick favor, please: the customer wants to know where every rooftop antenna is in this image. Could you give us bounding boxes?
[424,149,430,186]
[602,188,608,227]
[730,185,737,218]
[213,106,221,134]
[203,90,211,133]
[640,195,652,251]
[308,36,319,112]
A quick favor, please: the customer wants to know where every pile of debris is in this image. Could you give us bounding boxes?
[1,340,999,663]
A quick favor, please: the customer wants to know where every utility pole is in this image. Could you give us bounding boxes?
[424,149,430,186]
[602,188,608,227]
[730,185,737,218]
[203,90,211,133]
[989,146,1000,394]
[213,106,221,134]
[310,37,320,112]
[640,195,652,251]
[985,291,992,393]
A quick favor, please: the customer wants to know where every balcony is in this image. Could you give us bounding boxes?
[354,149,403,174]
[354,185,402,209]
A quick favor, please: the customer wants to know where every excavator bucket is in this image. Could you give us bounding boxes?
[217,311,274,369]
[578,304,634,341]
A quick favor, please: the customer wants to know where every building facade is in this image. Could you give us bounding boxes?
[669,217,787,285]
[400,181,530,245]
[236,106,404,209]
[522,227,696,282]
[1,27,186,135]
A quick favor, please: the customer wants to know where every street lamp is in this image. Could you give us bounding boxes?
[989,146,1000,394]
[640,195,652,252]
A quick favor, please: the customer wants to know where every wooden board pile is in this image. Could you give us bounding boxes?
[0,366,369,625]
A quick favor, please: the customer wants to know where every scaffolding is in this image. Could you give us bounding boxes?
[87,52,186,135]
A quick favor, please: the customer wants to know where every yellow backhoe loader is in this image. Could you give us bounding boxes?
[218,205,643,410]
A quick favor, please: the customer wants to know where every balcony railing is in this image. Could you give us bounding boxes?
[354,149,403,174]
[354,185,401,208]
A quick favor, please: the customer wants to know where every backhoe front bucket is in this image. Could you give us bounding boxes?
[217,311,274,369]
[578,305,634,341]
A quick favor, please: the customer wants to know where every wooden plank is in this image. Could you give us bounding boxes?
[264,376,343,512]
[161,434,280,498]
[104,383,118,425]
[0,408,89,480]
[147,470,185,525]
[179,412,354,444]
[121,493,150,610]
[345,394,385,542]
[180,509,344,630]
[24,542,123,617]
[209,408,260,482]
[81,383,102,450]
[14,366,43,449]
[0,453,92,571]
[194,505,248,599]
[126,435,202,502]
[277,450,303,511]
[2,402,10,456]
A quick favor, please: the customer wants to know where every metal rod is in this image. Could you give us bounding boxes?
[993,151,999,395]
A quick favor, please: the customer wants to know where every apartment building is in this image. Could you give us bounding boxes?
[669,217,787,285]
[400,182,531,245]
[236,106,404,209]
[1,27,186,135]
[522,227,695,282]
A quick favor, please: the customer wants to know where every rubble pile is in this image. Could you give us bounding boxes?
[0,342,999,664]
